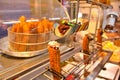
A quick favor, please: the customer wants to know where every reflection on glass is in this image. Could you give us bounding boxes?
[0,0,69,21]
[30,0,70,19]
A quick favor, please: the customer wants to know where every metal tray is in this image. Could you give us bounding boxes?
[0,37,48,58]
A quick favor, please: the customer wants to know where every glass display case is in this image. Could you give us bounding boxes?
[0,0,70,38]
[0,0,120,80]
[0,0,70,79]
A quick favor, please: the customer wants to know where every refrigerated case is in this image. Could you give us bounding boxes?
[0,0,120,80]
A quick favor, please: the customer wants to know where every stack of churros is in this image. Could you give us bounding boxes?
[48,41,61,80]
[8,16,54,52]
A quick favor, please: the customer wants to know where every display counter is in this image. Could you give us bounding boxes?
[0,36,119,80]
[0,0,120,80]
[0,36,81,79]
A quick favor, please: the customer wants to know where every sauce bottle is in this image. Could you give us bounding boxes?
[104,12,119,32]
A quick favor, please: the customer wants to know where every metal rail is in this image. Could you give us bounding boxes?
[6,45,81,80]
[86,50,113,80]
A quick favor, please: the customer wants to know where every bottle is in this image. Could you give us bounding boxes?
[104,12,119,32]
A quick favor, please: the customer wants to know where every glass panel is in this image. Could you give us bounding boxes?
[0,0,31,21]
[0,0,69,38]
[0,0,69,21]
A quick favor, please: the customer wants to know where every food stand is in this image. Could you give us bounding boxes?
[0,0,120,80]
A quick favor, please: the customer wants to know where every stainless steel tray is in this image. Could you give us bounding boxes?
[0,37,48,57]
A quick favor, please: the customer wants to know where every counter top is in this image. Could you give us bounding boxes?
[0,33,119,80]
[0,36,81,79]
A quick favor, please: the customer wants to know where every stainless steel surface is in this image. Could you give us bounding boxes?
[0,50,48,79]
[0,35,80,79]
[0,37,117,80]
[12,45,81,80]
[86,50,113,80]
[0,37,48,58]
[0,0,119,80]
[29,49,115,80]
